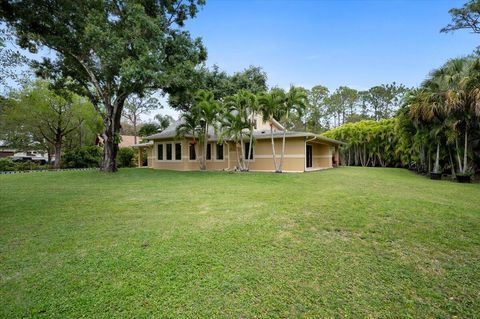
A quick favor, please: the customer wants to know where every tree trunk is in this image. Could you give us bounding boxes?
[448,147,456,178]
[54,136,62,169]
[240,134,246,171]
[133,118,137,144]
[433,142,440,173]
[463,127,468,174]
[101,102,123,172]
[279,127,287,172]
[269,123,278,171]
[202,123,208,171]
[235,142,241,171]
[247,124,254,171]
[455,138,463,173]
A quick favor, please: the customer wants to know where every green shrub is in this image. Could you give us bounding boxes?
[14,161,40,171]
[63,146,102,168]
[117,147,136,168]
[0,158,15,171]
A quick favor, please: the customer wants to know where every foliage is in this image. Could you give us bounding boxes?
[441,0,480,35]
[122,95,160,144]
[0,80,101,168]
[0,26,28,93]
[168,65,267,112]
[324,119,399,167]
[62,146,102,168]
[154,114,174,132]
[138,123,161,138]
[1,0,207,172]
[0,158,15,171]
[117,147,136,168]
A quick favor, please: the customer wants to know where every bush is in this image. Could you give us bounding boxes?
[117,147,136,168]
[0,158,15,171]
[63,146,102,168]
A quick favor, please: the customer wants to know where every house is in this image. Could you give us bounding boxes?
[96,135,141,148]
[133,115,344,172]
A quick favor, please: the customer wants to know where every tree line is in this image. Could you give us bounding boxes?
[324,55,480,179]
[323,1,480,180]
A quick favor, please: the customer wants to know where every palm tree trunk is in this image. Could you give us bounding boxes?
[247,125,254,171]
[448,147,456,178]
[202,123,208,170]
[463,127,468,174]
[235,141,241,171]
[455,138,463,173]
[433,142,440,173]
[269,123,278,171]
[240,133,246,171]
[279,128,286,172]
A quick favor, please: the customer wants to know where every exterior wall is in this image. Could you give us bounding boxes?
[253,114,282,133]
[145,136,336,172]
[150,139,229,171]
[308,142,333,169]
[228,137,306,172]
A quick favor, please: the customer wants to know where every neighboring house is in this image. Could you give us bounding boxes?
[97,135,140,148]
[119,135,141,148]
[133,115,344,172]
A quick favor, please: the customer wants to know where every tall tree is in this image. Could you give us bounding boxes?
[2,81,97,168]
[259,88,286,172]
[122,95,159,144]
[441,0,480,35]
[195,90,220,170]
[154,114,174,132]
[326,86,358,126]
[1,0,206,172]
[304,85,330,133]
[278,86,307,172]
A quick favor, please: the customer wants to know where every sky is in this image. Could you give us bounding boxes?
[156,0,478,119]
[3,0,478,120]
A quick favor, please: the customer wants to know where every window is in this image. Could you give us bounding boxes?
[175,143,182,160]
[206,143,212,160]
[216,144,224,160]
[166,143,172,160]
[244,142,253,160]
[157,144,163,160]
[189,143,196,160]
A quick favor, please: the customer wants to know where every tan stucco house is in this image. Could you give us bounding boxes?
[133,115,344,172]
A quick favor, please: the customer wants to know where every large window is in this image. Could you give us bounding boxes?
[244,142,253,160]
[166,143,172,160]
[157,144,163,160]
[206,143,212,160]
[175,143,182,160]
[216,143,224,160]
[189,143,196,160]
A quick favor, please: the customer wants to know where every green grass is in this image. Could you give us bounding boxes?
[0,167,479,318]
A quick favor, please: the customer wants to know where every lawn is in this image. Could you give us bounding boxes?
[0,167,479,318]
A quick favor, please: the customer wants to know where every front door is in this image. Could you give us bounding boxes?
[306,144,313,168]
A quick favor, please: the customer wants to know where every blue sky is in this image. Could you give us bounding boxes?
[3,0,478,119]
[185,0,477,91]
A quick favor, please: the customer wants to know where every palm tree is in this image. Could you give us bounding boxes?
[195,90,220,170]
[219,110,249,170]
[424,57,480,175]
[278,86,307,172]
[223,91,253,171]
[258,88,286,172]
[176,108,202,168]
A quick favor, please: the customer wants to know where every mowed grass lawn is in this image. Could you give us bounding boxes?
[0,168,479,318]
